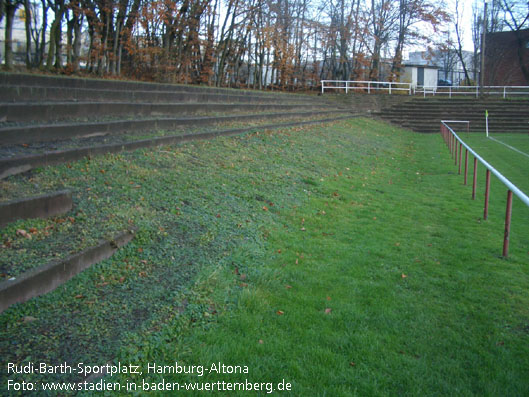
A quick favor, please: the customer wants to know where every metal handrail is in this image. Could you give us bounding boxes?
[419,85,529,98]
[322,81,529,98]
[440,121,529,256]
[321,80,412,95]
[442,121,529,207]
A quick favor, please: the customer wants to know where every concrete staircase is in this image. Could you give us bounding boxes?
[374,97,529,133]
[0,74,353,176]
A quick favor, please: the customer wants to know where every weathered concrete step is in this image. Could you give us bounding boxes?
[378,113,529,121]
[0,85,321,105]
[395,121,528,129]
[0,72,313,99]
[388,120,528,133]
[0,229,135,313]
[387,116,529,124]
[381,112,527,121]
[0,102,333,123]
[0,110,349,146]
[0,190,72,227]
[385,108,529,116]
[0,115,356,179]
[395,97,529,103]
[384,104,529,113]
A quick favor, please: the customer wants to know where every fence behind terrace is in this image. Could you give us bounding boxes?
[321,80,529,99]
[440,121,529,257]
[321,80,412,95]
[418,86,529,98]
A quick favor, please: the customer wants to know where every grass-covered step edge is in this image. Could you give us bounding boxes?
[0,72,316,98]
[0,190,72,227]
[0,110,349,146]
[0,85,322,105]
[0,115,356,179]
[0,102,331,123]
[0,229,134,313]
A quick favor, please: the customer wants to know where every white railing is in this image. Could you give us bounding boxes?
[321,81,529,98]
[417,85,529,98]
[321,80,412,95]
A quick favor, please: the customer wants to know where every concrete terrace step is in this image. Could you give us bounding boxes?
[385,121,528,133]
[0,72,317,100]
[0,102,335,123]
[384,102,529,111]
[0,114,356,179]
[0,85,323,105]
[377,97,529,133]
[383,105,529,113]
[0,110,352,146]
[377,112,529,121]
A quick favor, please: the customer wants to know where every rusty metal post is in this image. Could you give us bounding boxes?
[464,149,469,185]
[472,157,478,200]
[503,190,513,257]
[459,143,463,175]
[484,170,491,220]
[454,136,458,164]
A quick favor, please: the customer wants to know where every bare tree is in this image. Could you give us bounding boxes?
[391,0,449,80]
[367,0,398,80]
[452,0,472,84]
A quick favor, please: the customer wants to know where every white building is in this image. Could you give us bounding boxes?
[400,63,439,89]
[404,50,479,87]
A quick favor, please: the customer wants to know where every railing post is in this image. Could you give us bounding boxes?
[484,169,491,220]
[464,149,468,185]
[449,87,452,98]
[321,81,324,94]
[455,139,458,165]
[503,190,513,257]
[368,82,371,94]
[389,83,392,95]
[476,86,479,98]
[346,81,349,94]
[472,157,477,200]
[458,143,462,174]
[503,86,506,99]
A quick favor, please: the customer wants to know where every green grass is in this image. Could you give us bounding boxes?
[460,132,529,195]
[1,118,528,395]
[111,121,529,396]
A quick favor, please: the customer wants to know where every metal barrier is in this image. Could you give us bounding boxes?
[440,121,529,257]
[322,81,529,98]
[321,80,412,95]
[419,85,529,98]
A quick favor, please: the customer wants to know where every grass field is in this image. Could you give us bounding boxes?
[459,132,529,196]
[1,118,528,396]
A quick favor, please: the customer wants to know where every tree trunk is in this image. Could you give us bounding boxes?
[24,0,32,67]
[72,13,82,71]
[46,19,57,70]
[36,0,47,67]
[3,0,18,70]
